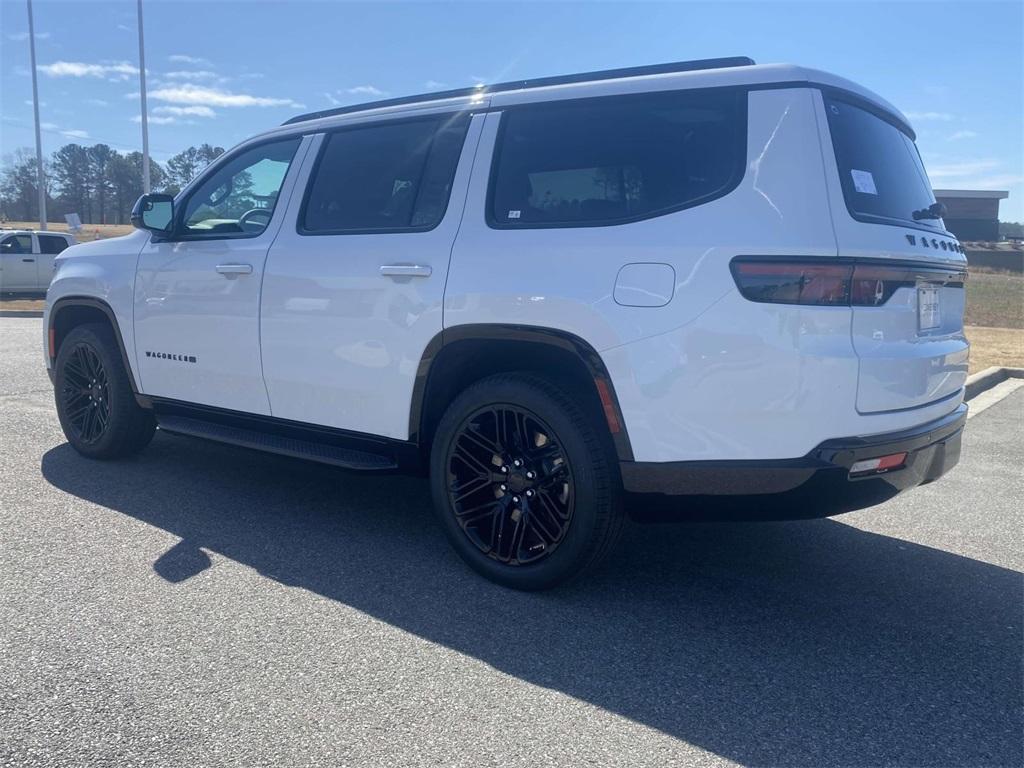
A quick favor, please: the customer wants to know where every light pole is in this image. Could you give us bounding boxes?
[137,0,150,193]
[26,0,47,230]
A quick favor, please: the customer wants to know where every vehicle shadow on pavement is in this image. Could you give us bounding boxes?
[42,433,1022,768]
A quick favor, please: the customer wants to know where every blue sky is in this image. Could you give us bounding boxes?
[2,0,1022,219]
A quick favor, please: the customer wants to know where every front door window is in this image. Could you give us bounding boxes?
[180,137,301,237]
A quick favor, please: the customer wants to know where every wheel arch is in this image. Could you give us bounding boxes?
[411,324,633,461]
[49,296,142,396]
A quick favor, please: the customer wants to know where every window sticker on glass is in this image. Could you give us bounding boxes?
[507,210,521,219]
[851,169,878,195]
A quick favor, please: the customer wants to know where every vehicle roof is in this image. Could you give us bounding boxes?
[265,60,911,141]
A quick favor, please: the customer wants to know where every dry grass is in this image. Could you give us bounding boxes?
[0,297,45,311]
[2,220,133,243]
[965,271,1024,329]
[965,325,1024,373]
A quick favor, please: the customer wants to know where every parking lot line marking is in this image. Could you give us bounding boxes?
[967,378,1024,420]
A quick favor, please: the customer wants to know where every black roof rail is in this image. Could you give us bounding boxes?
[283,56,755,126]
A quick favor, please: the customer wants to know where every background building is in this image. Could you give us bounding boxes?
[933,189,1009,242]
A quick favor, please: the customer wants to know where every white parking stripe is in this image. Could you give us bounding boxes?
[967,378,1024,420]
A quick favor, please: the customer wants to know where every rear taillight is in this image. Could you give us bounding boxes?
[730,261,850,306]
[849,265,917,307]
[731,259,966,307]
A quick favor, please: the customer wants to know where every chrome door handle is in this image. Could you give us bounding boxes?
[380,264,432,278]
[215,263,253,278]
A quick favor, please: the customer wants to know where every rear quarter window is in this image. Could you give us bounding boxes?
[824,95,942,231]
[38,235,71,255]
[489,89,746,228]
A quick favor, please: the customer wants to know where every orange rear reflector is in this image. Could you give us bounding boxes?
[594,378,621,434]
[850,452,908,476]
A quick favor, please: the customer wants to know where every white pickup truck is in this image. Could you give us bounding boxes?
[0,229,76,293]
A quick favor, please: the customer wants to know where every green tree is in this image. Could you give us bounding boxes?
[165,143,225,192]
[0,149,46,221]
[88,144,116,224]
[51,144,92,222]
[109,152,166,224]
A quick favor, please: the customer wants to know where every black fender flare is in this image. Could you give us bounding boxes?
[410,323,633,461]
[48,296,144,396]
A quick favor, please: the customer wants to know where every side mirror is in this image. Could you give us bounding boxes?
[131,193,175,234]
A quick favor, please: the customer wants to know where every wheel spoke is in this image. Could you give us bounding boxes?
[526,501,560,542]
[450,474,492,503]
[462,424,502,458]
[454,497,500,520]
[494,408,514,453]
[65,400,92,421]
[537,486,571,522]
[77,346,97,382]
[64,357,90,385]
[452,442,493,477]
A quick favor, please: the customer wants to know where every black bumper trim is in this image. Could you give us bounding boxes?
[620,404,967,520]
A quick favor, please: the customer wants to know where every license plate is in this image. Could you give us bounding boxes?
[918,285,941,331]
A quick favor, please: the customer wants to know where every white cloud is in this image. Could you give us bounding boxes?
[39,60,138,78]
[905,111,956,122]
[8,31,51,41]
[168,54,208,65]
[927,159,1001,179]
[39,121,90,139]
[164,70,218,81]
[946,130,978,141]
[24,100,47,107]
[324,92,342,106]
[424,80,448,90]
[154,105,216,118]
[148,84,302,108]
[132,115,180,125]
[346,85,387,97]
[926,159,1023,191]
[85,98,109,107]
[117,24,132,32]
[239,72,264,80]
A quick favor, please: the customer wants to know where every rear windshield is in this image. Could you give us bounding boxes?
[825,95,942,231]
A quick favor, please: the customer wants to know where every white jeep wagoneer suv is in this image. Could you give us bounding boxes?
[44,58,968,589]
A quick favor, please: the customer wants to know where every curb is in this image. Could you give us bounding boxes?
[0,310,43,318]
[964,366,1024,401]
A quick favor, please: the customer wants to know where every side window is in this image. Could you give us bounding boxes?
[490,89,745,227]
[301,114,469,234]
[38,235,70,255]
[0,235,33,254]
[181,137,302,237]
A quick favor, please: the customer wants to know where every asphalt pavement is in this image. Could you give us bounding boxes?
[1,316,1021,767]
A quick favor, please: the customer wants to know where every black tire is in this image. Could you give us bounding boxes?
[54,322,155,459]
[430,372,624,590]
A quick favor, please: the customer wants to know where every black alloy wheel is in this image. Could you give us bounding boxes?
[54,323,155,459]
[60,342,111,444]
[430,372,624,590]
[447,405,574,565]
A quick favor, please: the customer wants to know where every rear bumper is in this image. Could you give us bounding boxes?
[620,404,966,520]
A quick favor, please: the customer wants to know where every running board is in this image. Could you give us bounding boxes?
[156,414,398,471]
